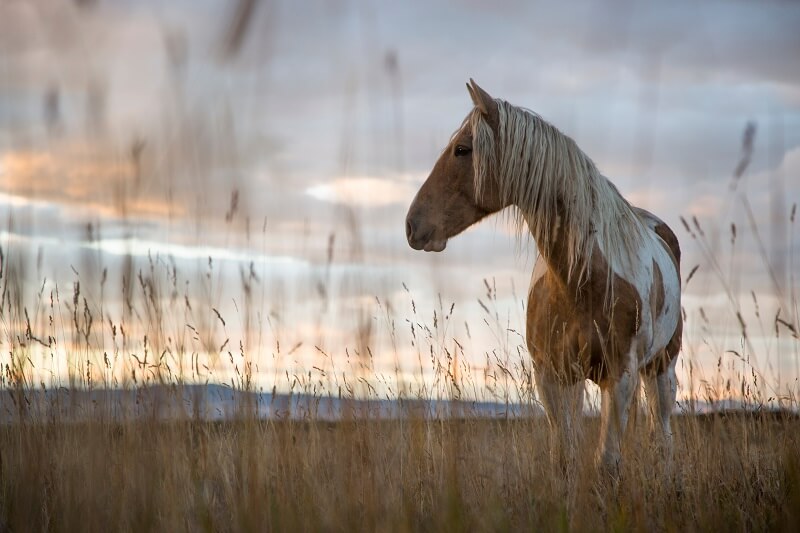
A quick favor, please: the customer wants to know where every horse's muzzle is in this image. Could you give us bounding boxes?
[406,214,446,252]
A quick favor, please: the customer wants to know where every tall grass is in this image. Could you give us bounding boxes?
[1,403,799,530]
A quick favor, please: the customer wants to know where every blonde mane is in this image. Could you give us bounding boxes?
[470,100,648,288]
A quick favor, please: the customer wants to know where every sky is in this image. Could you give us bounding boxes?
[1,0,799,404]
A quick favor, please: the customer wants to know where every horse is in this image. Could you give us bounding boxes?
[405,80,682,475]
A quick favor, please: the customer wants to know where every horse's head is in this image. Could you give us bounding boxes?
[405,79,506,252]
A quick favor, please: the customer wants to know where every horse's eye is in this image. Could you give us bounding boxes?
[454,145,472,157]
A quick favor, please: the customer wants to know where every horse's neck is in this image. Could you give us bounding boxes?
[524,211,595,295]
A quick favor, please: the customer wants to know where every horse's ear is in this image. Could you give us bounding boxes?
[467,78,495,117]
[466,82,477,104]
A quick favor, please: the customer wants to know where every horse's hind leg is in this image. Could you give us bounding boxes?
[642,355,677,467]
[535,370,584,473]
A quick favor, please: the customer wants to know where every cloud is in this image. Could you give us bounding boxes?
[0,145,189,224]
[305,176,417,208]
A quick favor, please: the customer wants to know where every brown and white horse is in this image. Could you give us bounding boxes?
[406,80,682,474]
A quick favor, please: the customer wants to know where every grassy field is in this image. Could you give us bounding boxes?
[2,408,799,531]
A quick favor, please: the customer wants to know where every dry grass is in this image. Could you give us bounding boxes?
[1,412,799,531]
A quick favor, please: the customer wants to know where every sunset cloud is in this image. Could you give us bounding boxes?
[306,176,417,208]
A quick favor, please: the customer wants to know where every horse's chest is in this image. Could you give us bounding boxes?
[526,269,640,382]
[525,276,597,379]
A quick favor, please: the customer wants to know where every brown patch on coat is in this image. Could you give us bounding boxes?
[650,258,665,317]
[653,222,680,275]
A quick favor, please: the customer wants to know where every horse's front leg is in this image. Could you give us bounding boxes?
[535,369,584,473]
[597,347,639,477]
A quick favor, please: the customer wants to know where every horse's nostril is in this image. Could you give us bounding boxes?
[406,218,415,239]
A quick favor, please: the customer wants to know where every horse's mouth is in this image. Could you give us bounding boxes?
[422,239,447,252]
